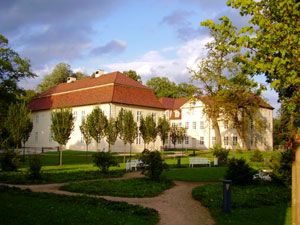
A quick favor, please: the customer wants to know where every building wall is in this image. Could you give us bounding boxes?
[166,100,273,151]
[26,103,165,153]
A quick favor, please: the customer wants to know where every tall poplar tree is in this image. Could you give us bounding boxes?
[105,118,118,151]
[124,110,137,160]
[157,116,171,151]
[51,107,74,166]
[117,108,127,163]
[80,118,92,161]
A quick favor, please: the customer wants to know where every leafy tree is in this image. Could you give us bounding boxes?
[116,108,127,163]
[124,110,138,159]
[51,107,74,166]
[105,118,118,151]
[146,77,197,98]
[86,107,108,152]
[0,34,36,143]
[93,151,118,173]
[37,63,88,92]
[4,102,33,152]
[139,116,149,149]
[18,89,38,105]
[146,115,158,150]
[157,116,170,151]
[123,70,142,83]
[80,118,92,161]
[170,124,179,149]
[178,127,187,150]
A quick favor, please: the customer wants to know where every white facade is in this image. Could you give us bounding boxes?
[165,100,273,151]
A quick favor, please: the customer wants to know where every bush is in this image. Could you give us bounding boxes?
[93,151,118,173]
[250,149,264,162]
[269,149,292,185]
[28,155,42,179]
[225,158,257,185]
[211,145,229,165]
[140,149,168,181]
[0,149,19,172]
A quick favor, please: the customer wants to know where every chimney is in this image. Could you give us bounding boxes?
[67,77,76,83]
[95,69,104,78]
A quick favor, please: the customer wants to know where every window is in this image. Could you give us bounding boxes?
[36,114,39,124]
[185,136,189,144]
[49,132,52,143]
[178,139,182,144]
[35,132,38,143]
[73,111,77,121]
[152,113,156,122]
[175,110,180,117]
[137,111,142,122]
[224,120,228,129]
[224,136,229,146]
[165,111,170,119]
[193,121,196,129]
[199,136,204,145]
[212,136,216,146]
[81,110,85,121]
[41,113,44,121]
[136,132,142,145]
[185,122,189,129]
[200,121,205,129]
[233,136,238,146]
[178,122,182,128]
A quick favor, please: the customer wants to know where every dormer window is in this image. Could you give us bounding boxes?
[175,110,180,117]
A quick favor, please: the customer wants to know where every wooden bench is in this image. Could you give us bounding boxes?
[189,158,211,167]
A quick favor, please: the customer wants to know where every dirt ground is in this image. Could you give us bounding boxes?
[1,171,215,225]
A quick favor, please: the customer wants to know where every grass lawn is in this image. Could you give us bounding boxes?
[60,177,175,197]
[163,167,227,182]
[0,185,159,225]
[193,183,291,225]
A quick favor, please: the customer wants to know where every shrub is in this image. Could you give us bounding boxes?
[250,149,264,162]
[0,149,19,172]
[93,151,118,173]
[28,155,42,179]
[225,158,257,185]
[211,145,229,165]
[140,149,168,181]
[269,149,292,185]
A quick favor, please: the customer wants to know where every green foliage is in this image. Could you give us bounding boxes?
[37,62,88,92]
[211,145,229,165]
[227,0,300,130]
[93,151,118,173]
[0,149,19,172]
[139,115,157,149]
[250,149,264,162]
[116,108,127,146]
[124,110,138,147]
[104,118,118,151]
[225,158,257,185]
[0,186,159,225]
[157,116,170,147]
[79,118,92,156]
[139,149,168,181]
[86,106,108,151]
[269,149,292,185]
[169,124,178,149]
[146,76,196,98]
[4,102,33,149]
[60,177,174,198]
[27,155,42,179]
[123,70,142,83]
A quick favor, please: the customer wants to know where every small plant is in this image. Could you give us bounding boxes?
[211,145,229,165]
[28,155,42,179]
[269,149,292,185]
[225,158,257,185]
[93,151,118,173]
[250,149,263,162]
[140,149,168,181]
[0,149,19,172]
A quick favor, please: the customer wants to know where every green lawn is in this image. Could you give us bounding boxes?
[60,177,174,197]
[193,183,291,225]
[163,167,227,182]
[0,185,159,225]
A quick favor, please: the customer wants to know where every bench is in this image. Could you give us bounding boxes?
[189,158,211,167]
[126,159,146,171]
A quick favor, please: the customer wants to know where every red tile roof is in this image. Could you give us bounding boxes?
[159,97,187,110]
[29,72,164,111]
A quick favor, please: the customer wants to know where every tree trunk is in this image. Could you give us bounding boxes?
[123,143,126,163]
[59,144,62,166]
[292,133,300,225]
[212,117,221,146]
[86,144,88,163]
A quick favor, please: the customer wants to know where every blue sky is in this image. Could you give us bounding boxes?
[1,0,280,113]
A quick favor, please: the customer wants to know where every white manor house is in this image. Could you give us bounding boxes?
[26,71,274,152]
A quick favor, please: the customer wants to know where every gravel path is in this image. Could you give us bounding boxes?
[1,171,215,225]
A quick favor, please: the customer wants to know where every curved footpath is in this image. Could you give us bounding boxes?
[1,171,215,225]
